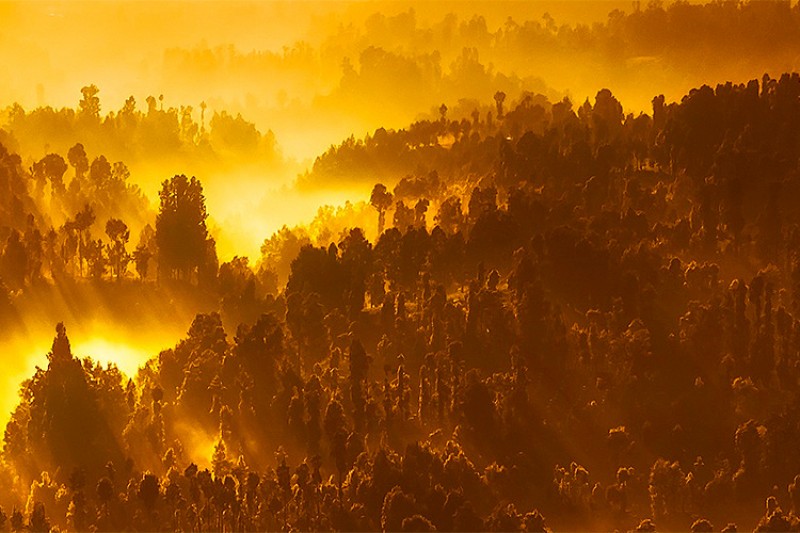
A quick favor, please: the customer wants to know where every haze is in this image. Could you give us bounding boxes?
[5,0,791,262]
[0,1,631,162]
[2,1,800,530]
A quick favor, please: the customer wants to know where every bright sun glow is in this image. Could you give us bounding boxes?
[72,338,153,378]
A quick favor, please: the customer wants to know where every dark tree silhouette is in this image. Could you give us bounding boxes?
[494,91,506,119]
[79,85,101,119]
[370,183,394,235]
[105,218,130,280]
[155,174,214,282]
[67,143,89,181]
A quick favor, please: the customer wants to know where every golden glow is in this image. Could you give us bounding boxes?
[72,338,153,379]
[0,0,777,413]
[173,419,218,469]
[3,336,152,426]
[0,0,672,165]
[0,0,742,266]
[210,181,371,260]
[0,317,187,431]
[0,1,797,530]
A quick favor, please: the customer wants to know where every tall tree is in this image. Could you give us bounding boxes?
[133,225,155,281]
[73,204,96,278]
[494,90,506,119]
[155,174,213,282]
[38,153,68,196]
[370,183,394,235]
[1,230,27,289]
[78,84,101,119]
[67,144,89,181]
[105,218,130,281]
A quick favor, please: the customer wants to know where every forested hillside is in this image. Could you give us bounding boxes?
[0,71,800,531]
[2,1,800,531]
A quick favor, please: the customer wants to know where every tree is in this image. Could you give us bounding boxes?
[414,198,429,228]
[32,153,68,198]
[393,200,415,232]
[286,244,346,309]
[73,204,96,277]
[105,218,130,280]
[67,143,89,181]
[96,477,114,503]
[28,502,49,533]
[79,84,101,118]
[494,91,506,118]
[382,486,417,532]
[133,224,155,281]
[133,243,152,281]
[339,228,373,315]
[6,324,128,489]
[10,508,23,532]
[349,339,370,432]
[86,238,107,279]
[155,174,212,282]
[435,196,464,234]
[138,472,160,516]
[1,230,27,289]
[591,88,624,144]
[89,156,112,190]
[370,183,394,235]
[324,399,349,488]
[44,153,68,193]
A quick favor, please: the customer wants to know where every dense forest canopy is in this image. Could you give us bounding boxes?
[2,1,800,532]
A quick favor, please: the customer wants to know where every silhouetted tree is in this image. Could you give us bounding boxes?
[105,218,130,280]
[155,174,213,282]
[371,183,394,235]
[67,143,89,181]
[494,91,506,119]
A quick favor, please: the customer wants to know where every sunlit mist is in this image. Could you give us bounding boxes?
[2,0,800,531]
[72,338,157,380]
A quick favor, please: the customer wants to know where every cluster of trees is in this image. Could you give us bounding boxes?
[0,135,222,308]
[1,85,283,179]
[6,70,800,531]
[160,0,800,146]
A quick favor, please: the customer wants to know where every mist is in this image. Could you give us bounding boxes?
[3,1,800,530]
[0,1,697,163]
[4,0,793,264]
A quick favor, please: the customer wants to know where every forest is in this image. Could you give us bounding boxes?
[2,1,800,532]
